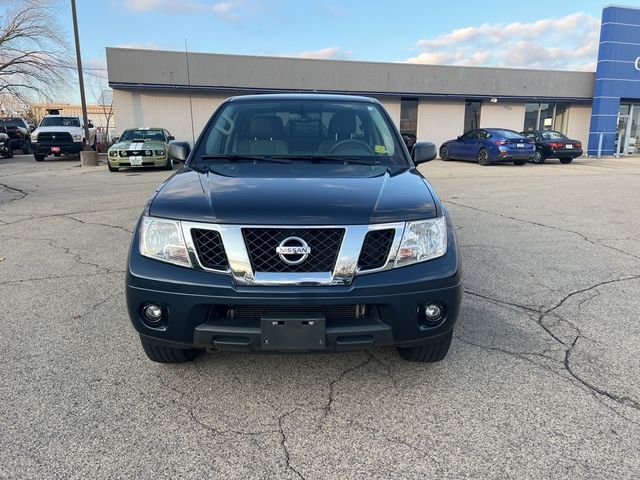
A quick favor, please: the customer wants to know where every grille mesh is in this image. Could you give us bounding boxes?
[37,132,73,143]
[358,229,395,270]
[243,228,344,273]
[228,304,364,321]
[191,229,229,270]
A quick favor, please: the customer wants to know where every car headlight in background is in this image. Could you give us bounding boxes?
[139,216,191,267]
[154,149,165,156]
[108,150,118,157]
[72,133,82,142]
[31,133,38,142]
[395,217,447,268]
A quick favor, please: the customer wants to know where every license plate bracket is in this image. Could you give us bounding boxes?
[260,314,326,350]
[516,143,525,148]
[51,146,61,153]
[130,156,143,166]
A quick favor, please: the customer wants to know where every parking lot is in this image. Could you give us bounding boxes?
[1,154,639,479]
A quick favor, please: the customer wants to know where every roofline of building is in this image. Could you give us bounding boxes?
[108,81,594,104]
[105,46,595,76]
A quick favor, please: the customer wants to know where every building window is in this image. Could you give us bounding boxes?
[464,100,481,133]
[523,102,569,132]
[400,99,418,136]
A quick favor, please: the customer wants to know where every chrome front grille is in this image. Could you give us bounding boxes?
[182,221,406,286]
[242,228,344,273]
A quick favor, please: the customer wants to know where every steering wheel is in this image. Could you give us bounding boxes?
[329,139,373,155]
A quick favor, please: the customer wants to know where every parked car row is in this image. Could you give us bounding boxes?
[402,128,583,166]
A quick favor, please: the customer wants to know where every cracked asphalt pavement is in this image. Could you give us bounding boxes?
[1,154,639,479]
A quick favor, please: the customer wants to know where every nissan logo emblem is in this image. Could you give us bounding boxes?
[276,236,311,265]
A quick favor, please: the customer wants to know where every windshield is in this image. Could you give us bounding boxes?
[493,129,526,140]
[0,119,23,127]
[540,131,568,140]
[193,99,407,167]
[120,129,166,142]
[40,117,80,127]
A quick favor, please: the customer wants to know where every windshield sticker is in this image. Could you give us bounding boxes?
[374,145,387,154]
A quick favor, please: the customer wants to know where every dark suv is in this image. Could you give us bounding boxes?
[126,94,462,363]
[0,117,32,153]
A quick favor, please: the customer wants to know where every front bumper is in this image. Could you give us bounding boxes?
[35,141,83,156]
[108,154,168,168]
[126,223,462,352]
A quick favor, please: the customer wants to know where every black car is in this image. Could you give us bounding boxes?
[0,117,32,154]
[520,130,583,164]
[126,94,462,364]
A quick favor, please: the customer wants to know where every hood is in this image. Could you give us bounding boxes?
[35,125,84,135]
[149,163,438,225]
[110,139,166,151]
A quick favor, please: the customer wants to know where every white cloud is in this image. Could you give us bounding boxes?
[115,42,163,50]
[122,0,243,22]
[405,12,600,71]
[291,47,353,60]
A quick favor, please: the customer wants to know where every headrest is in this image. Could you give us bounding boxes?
[248,116,284,139]
[329,111,357,135]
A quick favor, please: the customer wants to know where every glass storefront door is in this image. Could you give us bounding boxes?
[617,103,640,156]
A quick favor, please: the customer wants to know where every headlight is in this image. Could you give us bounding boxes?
[119,151,128,157]
[395,217,447,268]
[31,133,38,142]
[154,149,165,156]
[108,150,118,157]
[145,149,151,156]
[72,133,82,142]
[139,216,191,268]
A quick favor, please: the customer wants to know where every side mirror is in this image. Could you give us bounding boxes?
[168,141,191,162]
[412,142,437,164]
[457,135,462,140]
[112,136,119,142]
[167,135,175,141]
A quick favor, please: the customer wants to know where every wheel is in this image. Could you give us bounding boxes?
[163,157,174,170]
[440,145,449,161]
[532,150,545,164]
[108,163,119,172]
[34,153,45,162]
[329,139,373,155]
[3,147,13,159]
[513,159,526,165]
[139,336,202,363]
[560,158,573,164]
[397,331,453,363]
[22,142,31,154]
[477,148,491,166]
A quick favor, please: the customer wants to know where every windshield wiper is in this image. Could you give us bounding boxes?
[200,154,292,164]
[269,155,381,166]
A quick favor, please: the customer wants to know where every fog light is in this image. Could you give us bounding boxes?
[423,303,443,322]
[143,304,163,324]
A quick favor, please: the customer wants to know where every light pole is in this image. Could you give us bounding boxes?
[70,0,90,152]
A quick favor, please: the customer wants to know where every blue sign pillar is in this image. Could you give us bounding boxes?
[588,6,640,156]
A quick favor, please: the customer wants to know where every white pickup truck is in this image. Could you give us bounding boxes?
[31,115,97,161]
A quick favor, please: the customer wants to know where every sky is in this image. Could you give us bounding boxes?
[57,0,613,102]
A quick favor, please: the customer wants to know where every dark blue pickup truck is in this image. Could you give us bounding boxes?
[126,94,462,363]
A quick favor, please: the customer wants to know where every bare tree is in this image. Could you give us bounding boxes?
[88,76,115,148]
[0,0,70,104]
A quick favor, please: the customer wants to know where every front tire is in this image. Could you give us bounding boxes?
[477,148,491,166]
[560,158,573,164]
[440,145,450,161]
[108,163,119,172]
[397,331,453,363]
[140,337,202,363]
[34,153,45,162]
[532,150,545,164]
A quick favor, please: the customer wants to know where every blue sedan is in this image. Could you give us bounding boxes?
[439,128,535,166]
